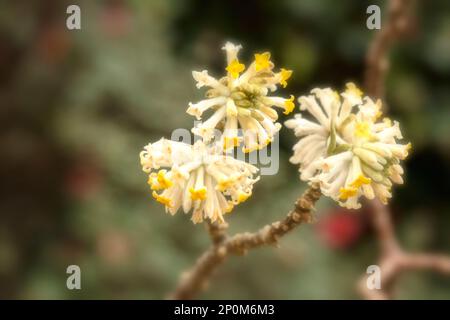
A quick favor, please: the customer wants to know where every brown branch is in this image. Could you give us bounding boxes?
[357,206,450,299]
[368,199,400,256]
[206,220,229,246]
[359,0,450,299]
[169,184,321,300]
[365,0,415,100]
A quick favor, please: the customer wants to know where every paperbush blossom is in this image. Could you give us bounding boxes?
[140,41,296,224]
[187,42,294,153]
[140,138,259,223]
[285,83,411,209]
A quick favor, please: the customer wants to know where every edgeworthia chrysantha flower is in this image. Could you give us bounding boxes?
[187,42,294,153]
[140,138,259,223]
[285,83,411,209]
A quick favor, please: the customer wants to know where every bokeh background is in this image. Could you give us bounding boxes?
[1,0,449,299]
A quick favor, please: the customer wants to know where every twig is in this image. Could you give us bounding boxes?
[368,200,400,256]
[206,220,229,246]
[169,184,321,299]
[365,0,415,100]
[357,204,450,299]
[360,0,450,299]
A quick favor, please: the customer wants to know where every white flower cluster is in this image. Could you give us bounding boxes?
[140,42,293,223]
[188,42,294,153]
[141,41,410,222]
[285,83,411,209]
[140,139,259,224]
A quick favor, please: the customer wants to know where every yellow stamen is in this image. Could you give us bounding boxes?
[152,191,172,207]
[254,52,271,71]
[345,82,363,97]
[223,136,240,149]
[354,121,373,139]
[283,95,295,115]
[237,191,251,204]
[189,187,207,201]
[279,68,292,88]
[339,187,358,200]
[157,170,173,189]
[226,59,245,79]
[217,178,235,191]
[258,138,272,150]
[243,146,259,153]
[350,174,372,188]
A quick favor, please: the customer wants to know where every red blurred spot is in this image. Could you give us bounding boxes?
[316,208,366,250]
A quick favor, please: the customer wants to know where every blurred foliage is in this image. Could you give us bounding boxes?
[0,0,449,299]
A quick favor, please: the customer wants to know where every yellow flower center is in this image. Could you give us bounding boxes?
[223,136,240,149]
[217,178,235,191]
[350,174,371,188]
[260,138,272,149]
[283,95,295,115]
[339,187,358,200]
[254,52,271,72]
[226,59,245,79]
[237,191,251,204]
[157,170,173,189]
[189,187,207,201]
[148,170,173,190]
[354,121,373,139]
[152,191,172,207]
[243,145,259,153]
[279,68,292,88]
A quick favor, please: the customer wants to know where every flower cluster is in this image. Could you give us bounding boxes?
[140,42,292,223]
[141,41,410,222]
[140,139,259,223]
[188,42,294,153]
[285,83,411,209]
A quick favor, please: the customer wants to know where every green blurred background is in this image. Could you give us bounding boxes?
[0,0,449,299]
